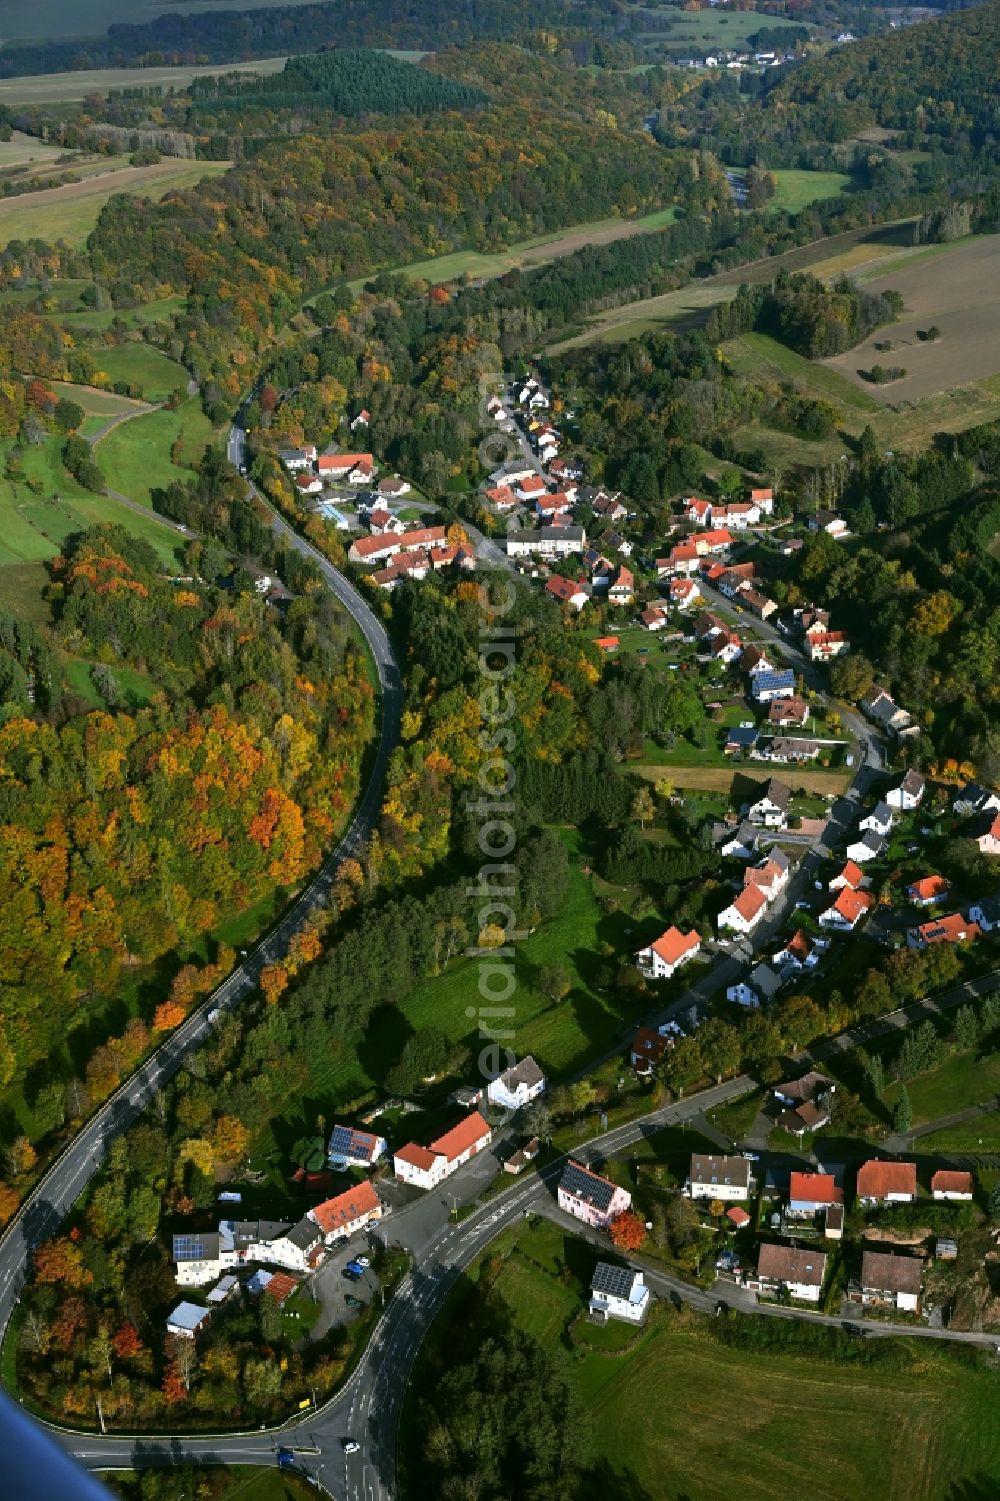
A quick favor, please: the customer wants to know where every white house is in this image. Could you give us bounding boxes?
[689,1153,751,1202]
[309,1181,384,1243]
[172,1216,322,1286]
[969,897,1000,932]
[846,830,885,864]
[279,445,317,472]
[819,886,872,931]
[856,1160,917,1205]
[327,1124,386,1169]
[857,1250,921,1312]
[506,525,585,559]
[747,777,790,830]
[887,769,925,810]
[930,1169,974,1201]
[787,1171,842,1217]
[487,1056,546,1112]
[635,925,702,980]
[718,884,768,935]
[742,849,790,902]
[393,1113,493,1191]
[589,1263,649,1324]
[166,1302,211,1340]
[859,800,894,838]
[753,1243,827,1304]
[752,670,797,704]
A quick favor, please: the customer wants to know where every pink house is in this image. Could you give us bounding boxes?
[558,1159,632,1229]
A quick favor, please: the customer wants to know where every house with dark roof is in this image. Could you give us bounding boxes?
[558,1159,632,1229]
[689,1154,751,1203]
[628,1026,673,1075]
[747,777,791,829]
[487,1056,546,1112]
[855,1250,922,1312]
[887,769,925,811]
[751,670,796,704]
[751,1243,827,1303]
[327,1124,387,1170]
[589,1263,650,1324]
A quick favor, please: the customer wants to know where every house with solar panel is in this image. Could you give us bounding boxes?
[589,1263,650,1324]
[557,1159,632,1230]
[327,1123,387,1171]
[172,1215,324,1287]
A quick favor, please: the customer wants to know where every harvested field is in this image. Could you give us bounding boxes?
[547,221,918,351]
[823,234,1000,402]
[0,130,70,167]
[0,58,286,104]
[0,159,230,248]
[629,764,850,794]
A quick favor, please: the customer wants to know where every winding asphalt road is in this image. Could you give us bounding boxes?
[0,420,401,1491]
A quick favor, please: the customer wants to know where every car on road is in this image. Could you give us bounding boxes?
[354,1255,371,1268]
[342,1266,363,1282]
[342,1439,361,1454]
[277,1448,295,1469]
[346,1259,366,1274]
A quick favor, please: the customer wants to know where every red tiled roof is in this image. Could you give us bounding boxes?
[909,875,950,902]
[831,887,872,924]
[630,1027,672,1063]
[789,1171,841,1206]
[914,912,980,945]
[264,1272,299,1305]
[856,1160,917,1199]
[669,542,699,563]
[834,860,864,890]
[318,451,372,471]
[310,1180,381,1236]
[727,1206,751,1227]
[930,1170,973,1195]
[731,886,767,922]
[701,528,734,549]
[431,1112,491,1163]
[647,926,701,966]
[394,1142,437,1172]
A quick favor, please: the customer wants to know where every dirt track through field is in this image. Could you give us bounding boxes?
[823,234,1000,402]
[630,765,850,794]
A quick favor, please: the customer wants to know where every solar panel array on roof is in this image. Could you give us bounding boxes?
[560,1159,616,1212]
[172,1233,219,1262]
[591,1262,637,1298]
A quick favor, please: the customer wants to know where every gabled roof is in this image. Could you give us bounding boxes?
[828,887,872,925]
[495,1056,545,1092]
[645,925,701,966]
[861,1250,921,1295]
[913,912,980,945]
[591,1261,643,1297]
[729,885,767,923]
[897,769,925,796]
[310,1180,381,1236]
[753,776,791,810]
[757,1243,827,1287]
[690,1153,751,1189]
[394,1142,438,1172]
[775,1071,834,1103]
[789,1171,841,1205]
[629,1026,672,1063]
[833,859,864,890]
[930,1169,973,1195]
[908,875,950,902]
[431,1112,492,1162]
[560,1158,620,1212]
[856,1159,917,1199]
[328,1123,383,1163]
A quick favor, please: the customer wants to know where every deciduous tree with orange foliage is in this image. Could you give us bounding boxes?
[609,1211,646,1252]
[34,1237,93,1290]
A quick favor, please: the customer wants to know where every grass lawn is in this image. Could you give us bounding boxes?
[402,1216,1000,1501]
[95,399,215,505]
[0,436,185,570]
[650,10,807,48]
[61,656,158,710]
[883,1048,1000,1126]
[296,834,642,1115]
[769,169,855,215]
[919,1113,1000,1153]
[58,293,189,334]
[0,160,230,250]
[724,332,880,413]
[87,345,190,402]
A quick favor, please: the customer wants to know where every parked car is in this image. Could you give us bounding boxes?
[344,1294,365,1310]
[354,1255,371,1268]
[342,1267,363,1282]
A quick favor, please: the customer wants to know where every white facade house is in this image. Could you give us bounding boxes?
[393,1113,493,1192]
[717,884,768,935]
[887,769,925,810]
[327,1124,387,1169]
[506,525,585,559]
[846,831,885,864]
[166,1302,211,1340]
[859,801,894,838]
[487,1056,546,1112]
[635,926,702,980]
[753,1244,827,1304]
[930,1170,974,1201]
[172,1217,321,1287]
[589,1263,650,1324]
[858,1251,921,1312]
[746,778,790,830]
[689,1153,751,1202]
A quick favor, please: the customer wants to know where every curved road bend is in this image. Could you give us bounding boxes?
[0,421,402,1438]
